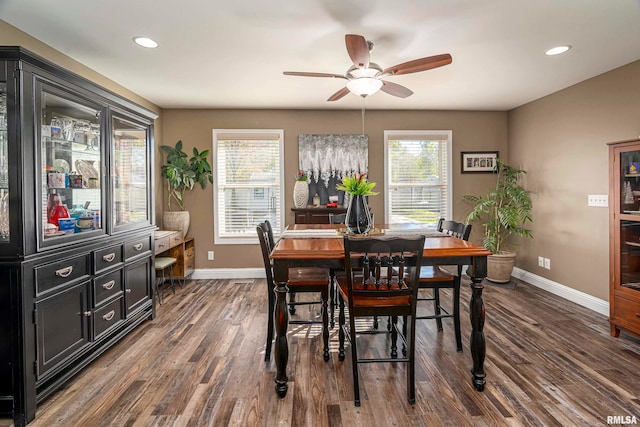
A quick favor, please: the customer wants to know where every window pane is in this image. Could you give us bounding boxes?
[214,131,283,243]
[386,133,451,226]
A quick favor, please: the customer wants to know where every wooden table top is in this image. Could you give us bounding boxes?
[271,224,492,260]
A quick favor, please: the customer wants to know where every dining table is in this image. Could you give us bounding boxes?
[269,223,492,397]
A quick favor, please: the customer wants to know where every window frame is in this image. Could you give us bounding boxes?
[212,129,285,245]
[383,130,453,226]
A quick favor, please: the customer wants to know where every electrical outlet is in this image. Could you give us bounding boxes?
[544,258,551,269]
[538,256,544,267]
[588,195,608,207]
[207,251,214,261]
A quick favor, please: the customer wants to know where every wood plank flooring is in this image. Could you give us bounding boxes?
[2,277,640,426]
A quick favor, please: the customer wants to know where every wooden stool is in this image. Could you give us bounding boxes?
[154,257,177,305]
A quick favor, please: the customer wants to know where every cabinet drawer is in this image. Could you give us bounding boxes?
[154,236,170,254]
[169,232,182,248]
[125,236,151,260]
[94,245,123,274]
[93,298,124,339]
[614,296,640,326]
[94,269,123,306]
[35,254,91,295]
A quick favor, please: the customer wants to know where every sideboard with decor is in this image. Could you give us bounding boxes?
[0,47,158,426]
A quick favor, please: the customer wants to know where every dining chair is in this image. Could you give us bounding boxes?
[416,218,472,352]
[337,234,425,406]
[256,222,331,361]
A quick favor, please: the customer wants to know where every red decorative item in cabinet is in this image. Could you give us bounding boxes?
[47,193,70,226]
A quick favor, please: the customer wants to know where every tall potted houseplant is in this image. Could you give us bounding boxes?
[160,140,213,237]
[337,173,378,234]
[463,159,533,283]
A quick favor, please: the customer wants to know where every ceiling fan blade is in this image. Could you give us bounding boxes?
[383,54,452,76]
[380,81,413,98]
[327,86,351,102]
[345,34,370,68]
[283,71,347,79]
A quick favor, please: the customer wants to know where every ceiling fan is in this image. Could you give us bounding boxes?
[283,34,452,101]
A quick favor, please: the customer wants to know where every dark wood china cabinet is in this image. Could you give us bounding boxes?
[609,138,640,338]
[0,47,157,426]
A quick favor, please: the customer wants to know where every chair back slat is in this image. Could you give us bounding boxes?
[343,235,425,302]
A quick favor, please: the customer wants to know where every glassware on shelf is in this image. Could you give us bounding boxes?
[0,190,8,239]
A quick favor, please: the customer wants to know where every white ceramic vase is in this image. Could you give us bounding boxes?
[293,180,309,208]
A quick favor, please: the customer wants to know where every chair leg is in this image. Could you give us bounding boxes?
[349,311,361,407]
[154,274,162,306]
[169,265,176,294]
[322,289,329,361]
[329,272,336,329]
[289,291,297,315]
[453,278,463,352]
[265,282,275,361]
[391,316,398,359]
[338,295,346,361]
[406,314,416,404]
[434,288,443,331]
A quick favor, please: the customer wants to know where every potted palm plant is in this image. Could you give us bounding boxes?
[462,159,533,282]
[160,140,213,237]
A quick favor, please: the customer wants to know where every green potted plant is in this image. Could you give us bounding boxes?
[462,159,533,282]
[337,173,378,234]
[160,140,213,237]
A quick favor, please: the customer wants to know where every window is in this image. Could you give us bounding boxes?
[213,129,284,244]
[384,130,452,227]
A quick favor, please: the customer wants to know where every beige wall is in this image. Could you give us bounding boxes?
[161,109,508,269]
[0,20,164,223]
[508,60,640,301]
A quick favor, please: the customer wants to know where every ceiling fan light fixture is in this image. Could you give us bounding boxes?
[347,77,383,97]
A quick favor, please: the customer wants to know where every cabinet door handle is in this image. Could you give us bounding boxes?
[133,243,143,251]
[83,310,92,317]
[102,253,116,262]
[636,312,640,318]
[125,288,131,293]
[55,266,73,278]
[102,280,116,290]
[102,310,115,321]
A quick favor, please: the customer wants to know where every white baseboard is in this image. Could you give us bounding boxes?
[511,267,609,316]
[192,268,264,280]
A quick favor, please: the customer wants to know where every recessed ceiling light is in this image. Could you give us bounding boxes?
[133,37,158,49]
[545,45,571,56]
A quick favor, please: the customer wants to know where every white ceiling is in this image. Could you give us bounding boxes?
[1,0,639,111]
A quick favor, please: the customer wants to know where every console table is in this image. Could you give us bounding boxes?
[291,207,347,224]
[154,231,195,282]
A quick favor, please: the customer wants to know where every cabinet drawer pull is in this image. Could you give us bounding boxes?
[102,310,115,321]
[83,310,92,317]
[158,243,165,248]
[102,253,116,262]
[133,243,143,251]
[102,280,116,290]
[55,266,74,278]
[636,313,640,318]
[125,288,131,293]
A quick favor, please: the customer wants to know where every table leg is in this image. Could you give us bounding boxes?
[468,257,486,392]
[274,280,289,397]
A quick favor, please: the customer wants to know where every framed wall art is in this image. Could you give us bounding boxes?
[460,151,499,173]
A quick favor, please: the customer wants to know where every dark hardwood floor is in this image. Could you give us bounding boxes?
[2,277,639,426]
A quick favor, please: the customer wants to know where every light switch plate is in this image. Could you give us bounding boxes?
[588,195,608,207]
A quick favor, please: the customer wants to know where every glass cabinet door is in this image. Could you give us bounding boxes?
[40,89,103,242]
[618,149,640,298]
[0,83,8,243]
[112,116,149,230]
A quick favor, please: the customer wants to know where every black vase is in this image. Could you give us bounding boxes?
[345,194,372,234]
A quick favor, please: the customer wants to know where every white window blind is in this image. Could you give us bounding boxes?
[213,129,284,244]
[384,130,452,227]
